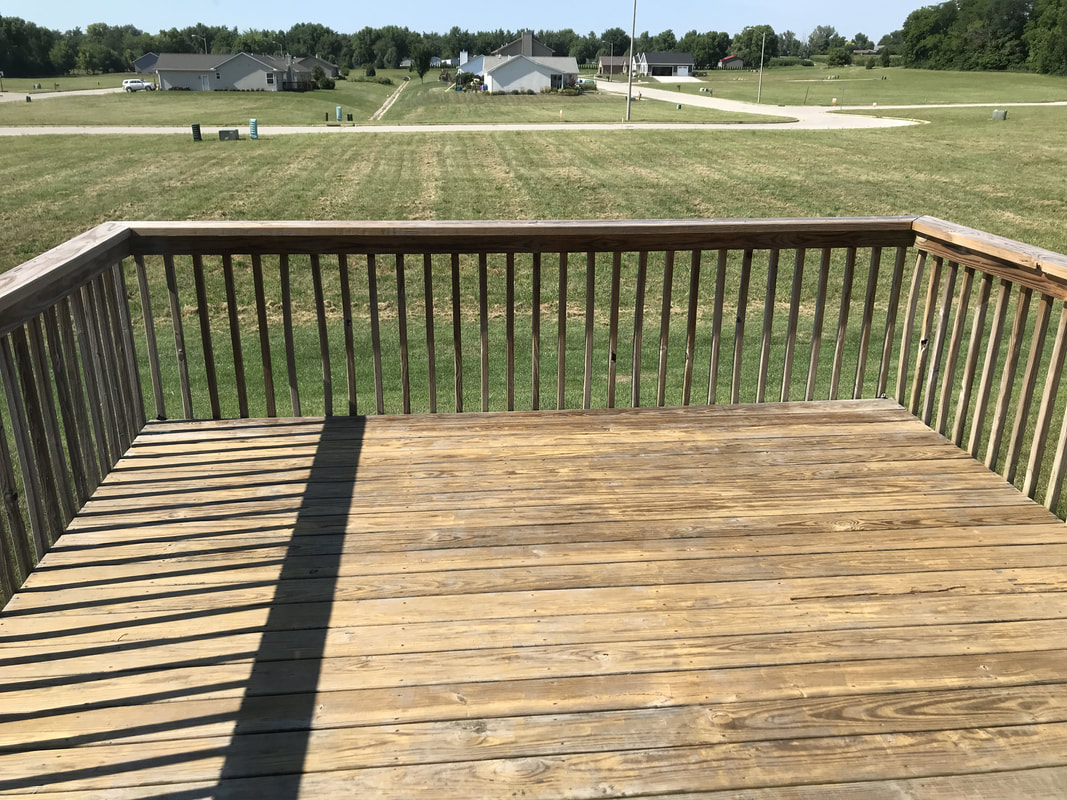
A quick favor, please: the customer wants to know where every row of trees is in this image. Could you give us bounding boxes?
[899,0,1067,74]
[5,6,1067,78]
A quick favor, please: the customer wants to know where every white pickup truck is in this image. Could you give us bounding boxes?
[122,79,155,92]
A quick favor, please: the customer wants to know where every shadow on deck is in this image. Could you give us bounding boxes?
[1,400,1066,797]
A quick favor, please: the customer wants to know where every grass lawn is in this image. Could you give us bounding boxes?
[379,79,789,124]
[655,65,1067,107]
[0,77,395,126]
[0,72,142,94]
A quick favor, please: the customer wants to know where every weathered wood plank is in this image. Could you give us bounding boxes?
[249,254,276,418]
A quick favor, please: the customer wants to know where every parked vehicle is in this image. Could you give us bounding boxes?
[122,79,155,92]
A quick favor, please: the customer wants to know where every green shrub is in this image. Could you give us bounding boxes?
[364,63,376,77]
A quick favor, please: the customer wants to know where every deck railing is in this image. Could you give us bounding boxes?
[1,215,1067,603]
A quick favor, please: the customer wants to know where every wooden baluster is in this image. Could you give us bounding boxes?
[451,253,463,413]
[339,254,358,416]
[937,267,974,435]
[0,514,14,603]
[279,254,301,417]
[908,256,943,415]
[5,330,61,551]
[479,253,489,413]
[829,247,857,402]
[192,255,221,420]
[68,291,111,475]
[26,318,75,523]
[657,250,675,407]
[53,300,99,491]
[805,248,832,402]
[731,249,752,404]
[876,247,907,399]
[367,254,384,415]
[756,249,779,403]
[607,251,622,408]
[985,286,1032,471]
[781,248,806,403]
[556,252,567,410]
[1026,302,1067,500]
[221,255,249,418]
[423,254,437,414]
[531,253,541,411]
[163,254,194,419]
[85,281,126,456]
[134,255,165,420]
[311,254,333,416]
[853,247,882,399]
[895,250,927,406]
[394,253,409,415]
[682,250,702,406]
[1004,293,1053,484]
[707,250,727,405]
[251,255,277,418]
[968,279,1011,458]
[506,253,515,411]
[920,260,957,426]
[43,306,89,504]
[631,251,647,408]
[953,273,994,446]
[0,403,34,578]
[111,263,146,431]
[583,251,595,410]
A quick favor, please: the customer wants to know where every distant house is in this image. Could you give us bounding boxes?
[483,55,580,93]
[492,32,555,58]
[632,52,695,77]
[717,55,744,70]
[597,55,629,75]
[133,52,159,74]
[296,55,340,78]
[152,53,315,91]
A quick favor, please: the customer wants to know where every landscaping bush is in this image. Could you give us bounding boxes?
[364,64,376,77]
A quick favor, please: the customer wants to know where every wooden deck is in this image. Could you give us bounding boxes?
[2,399,1067,798]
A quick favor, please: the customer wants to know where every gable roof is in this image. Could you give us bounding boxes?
[153,53,228,71]
[638,52,695,66]
[482,55,580,76]
[598,56,629,65]
[492,32,554,57]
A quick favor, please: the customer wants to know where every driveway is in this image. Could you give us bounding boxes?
[0,87,124,103]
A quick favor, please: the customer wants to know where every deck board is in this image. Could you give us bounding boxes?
[1,399,1066,797]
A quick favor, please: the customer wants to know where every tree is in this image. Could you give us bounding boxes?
[807,25,844,55]
[730,25,778,66]
[410,42,432,82]
[652,29,676,51]
[826,46,853,67]
[1026,0,1067,74]
[853,32,873,50]
[600,27,629,58]
[779,30,802,57]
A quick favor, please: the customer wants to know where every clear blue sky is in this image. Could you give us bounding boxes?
[11,0,917,42]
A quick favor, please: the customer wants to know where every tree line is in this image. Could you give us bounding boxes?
[3,4,1067,79]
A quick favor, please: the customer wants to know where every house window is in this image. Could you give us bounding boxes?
[266,73,274,85]
[551,73,563,89]
[215,72,221,80]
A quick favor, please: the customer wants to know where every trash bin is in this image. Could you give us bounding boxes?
[347,113,353,122]
[191,123,201,142]
[336,106,342,122]
[992,109,1008,121]
[250,118,258,139]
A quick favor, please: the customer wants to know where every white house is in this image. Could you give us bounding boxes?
[631,52,695,77]
[482,55,580,93]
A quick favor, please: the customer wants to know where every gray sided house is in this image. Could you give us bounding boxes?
[597,55,629,75]
[632,52,695,77]
[153,53,314,91]
[717,55,744,69]
[295,55,340,78]
[482,56,580,93]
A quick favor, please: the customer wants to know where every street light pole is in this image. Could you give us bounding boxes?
[192,34,207,55]
[757,32,766,103]
[625,0,637,121]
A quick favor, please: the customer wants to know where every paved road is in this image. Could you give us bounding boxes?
[0,85,1063,136]
[0,87,123,103]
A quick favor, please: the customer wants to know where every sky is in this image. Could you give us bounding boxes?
[9,0,919,42]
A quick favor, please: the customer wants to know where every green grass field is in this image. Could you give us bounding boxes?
[654,65,1067,107]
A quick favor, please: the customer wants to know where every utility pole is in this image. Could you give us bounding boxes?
[757,32,766,103]
[625,0,637,120]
